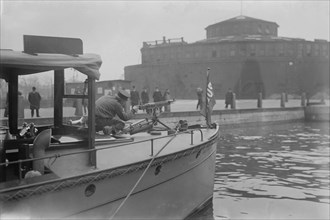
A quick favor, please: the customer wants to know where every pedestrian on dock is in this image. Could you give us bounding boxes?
[196,87,203,110]
[141,87,150,113]
[130,85,140,111]
[163,89,171,112]
[28,86,41,117]
[153,87,163,112]
[73,89,83,117]
[141,87,149,105]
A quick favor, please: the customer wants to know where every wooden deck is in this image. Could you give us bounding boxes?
[44,128,216,178]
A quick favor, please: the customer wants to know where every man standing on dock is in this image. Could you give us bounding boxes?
[141,87,150,113]
[196,87,203,110]
[28,86,41,117]
[130,85,140,110]
[153,87,163,112]
[141,87,149,105]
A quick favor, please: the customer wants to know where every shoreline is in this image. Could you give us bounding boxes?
[1,105,328,128]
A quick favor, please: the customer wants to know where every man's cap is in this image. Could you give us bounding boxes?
[117,89,130,101]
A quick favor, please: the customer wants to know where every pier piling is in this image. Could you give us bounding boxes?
[281,93,286,108]
[257,93,263,108]
[231,93,236,109]
[301,92,306,107]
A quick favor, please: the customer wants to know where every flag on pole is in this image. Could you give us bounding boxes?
[200,68,216,126]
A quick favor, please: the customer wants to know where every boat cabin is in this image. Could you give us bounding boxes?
[0,35,102,182]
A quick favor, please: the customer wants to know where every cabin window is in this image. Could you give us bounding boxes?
[64,69,88,96]
[17,72,54,122]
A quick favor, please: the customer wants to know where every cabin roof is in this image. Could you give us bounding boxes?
[0,49,102,80]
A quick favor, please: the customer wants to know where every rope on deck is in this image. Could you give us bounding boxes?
[109,132,178,220]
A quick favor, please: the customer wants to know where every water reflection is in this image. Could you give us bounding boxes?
[191,122,330,220]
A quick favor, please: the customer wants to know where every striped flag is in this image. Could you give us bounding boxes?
[200,68,216,126]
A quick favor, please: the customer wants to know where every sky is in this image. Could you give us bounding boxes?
[1,0,329,81]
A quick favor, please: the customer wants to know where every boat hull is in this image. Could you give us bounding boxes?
[76,142,216,219]
[1,133,217,219]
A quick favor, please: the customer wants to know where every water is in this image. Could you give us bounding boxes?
[191,121,330,220]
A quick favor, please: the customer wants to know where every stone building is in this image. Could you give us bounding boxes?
[124,15,329,99]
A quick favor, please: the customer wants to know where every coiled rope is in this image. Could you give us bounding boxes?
[109,132,178,219]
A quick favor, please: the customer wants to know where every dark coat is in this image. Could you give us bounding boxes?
[141,90,149,104]
[95,95,133,121]
[225,91,234,105]
[28,91,41,109]
[130,90,140,105]
[153,90,163,102]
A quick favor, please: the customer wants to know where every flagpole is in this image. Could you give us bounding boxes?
[205,68,210,127]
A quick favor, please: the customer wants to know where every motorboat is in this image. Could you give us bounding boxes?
[0,36,219,219]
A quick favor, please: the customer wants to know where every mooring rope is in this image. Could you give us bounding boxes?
[109,132,178,220]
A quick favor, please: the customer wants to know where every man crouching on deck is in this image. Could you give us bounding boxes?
[70,89,138,135]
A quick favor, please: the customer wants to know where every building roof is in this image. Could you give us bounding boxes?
[195,34,305,44]
[205,15,279,30]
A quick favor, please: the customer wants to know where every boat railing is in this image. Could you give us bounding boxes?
[1,128,208,181]
[190,129,204,145]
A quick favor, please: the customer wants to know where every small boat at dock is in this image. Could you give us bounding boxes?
[0,36,219,219]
